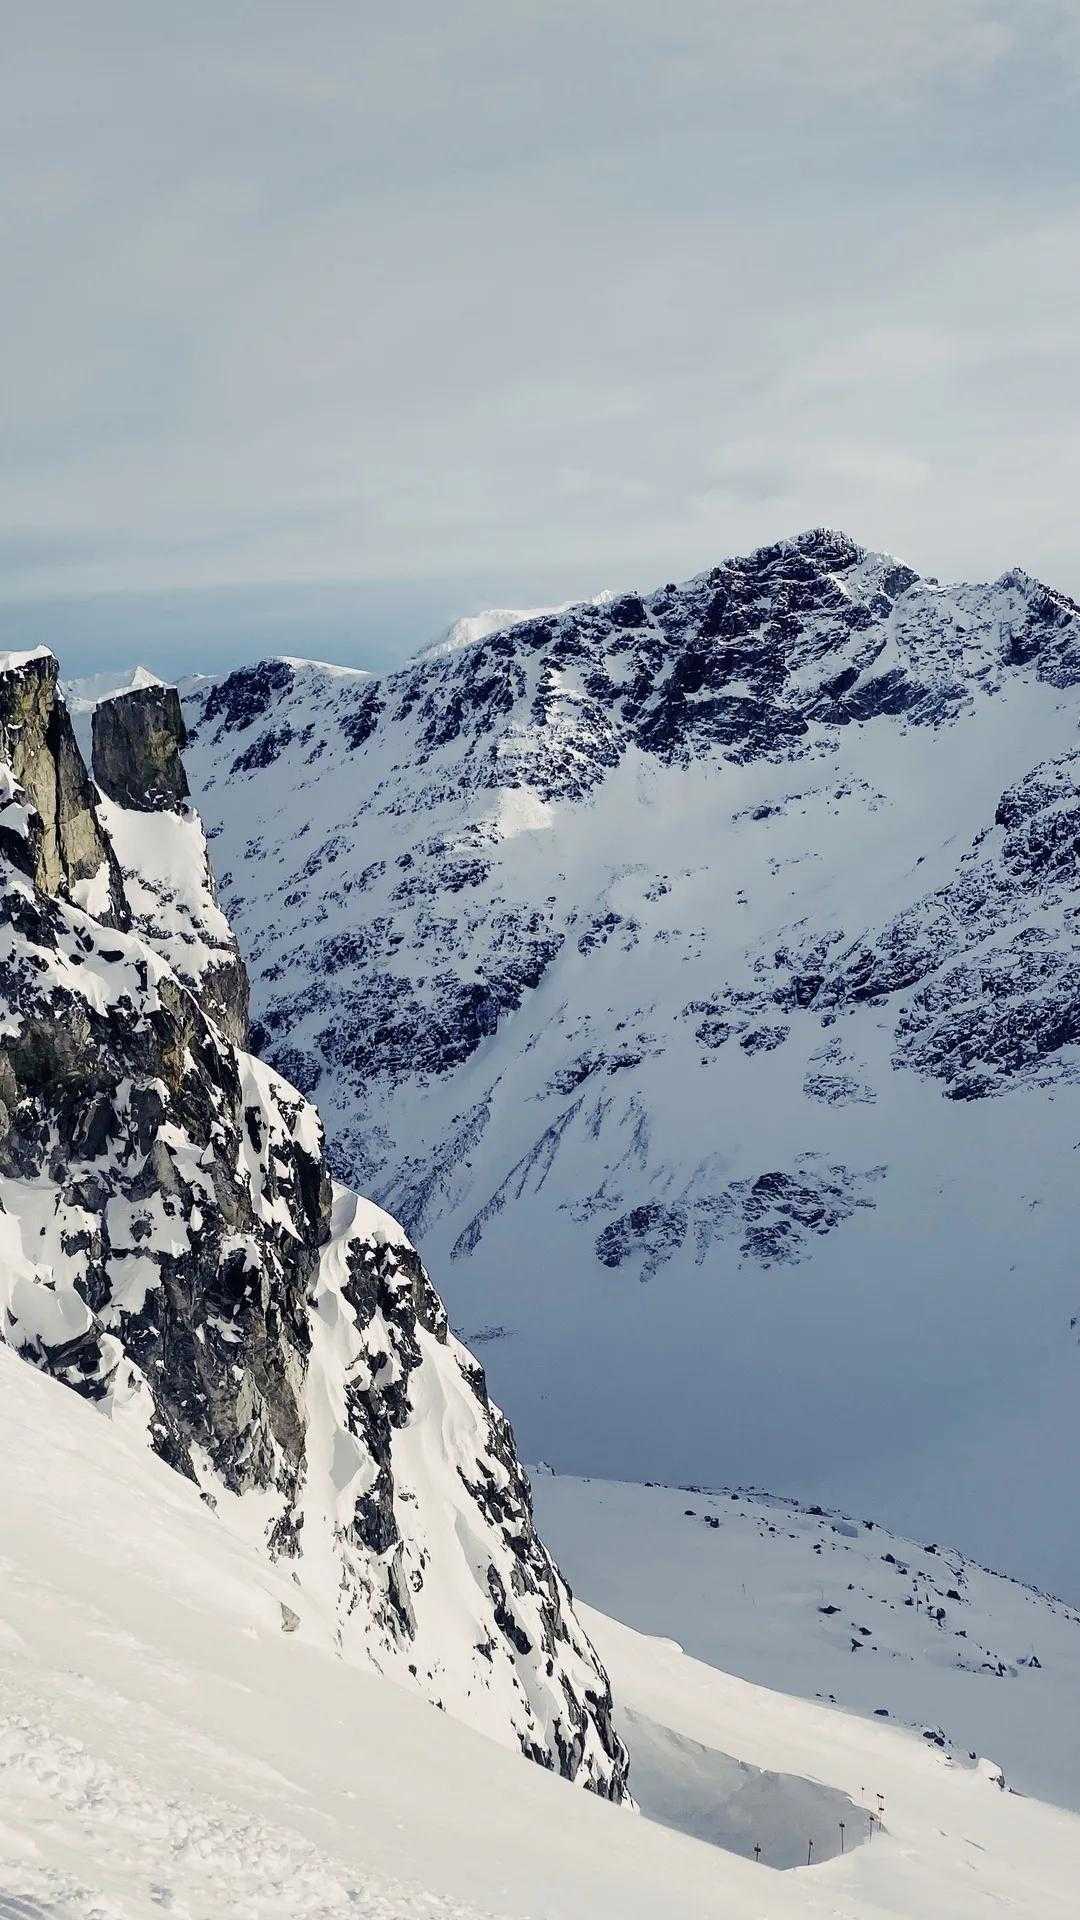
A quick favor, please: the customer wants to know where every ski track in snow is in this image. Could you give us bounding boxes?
[0,1714,491,1920]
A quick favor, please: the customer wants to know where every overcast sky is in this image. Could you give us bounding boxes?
[4,1,1079,676]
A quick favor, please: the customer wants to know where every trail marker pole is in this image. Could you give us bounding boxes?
[839,1821,846,1854]
[807,1839,814,1866]
[754,1844,762,1864]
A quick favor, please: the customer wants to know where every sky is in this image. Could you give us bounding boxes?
[4,0,1080,678]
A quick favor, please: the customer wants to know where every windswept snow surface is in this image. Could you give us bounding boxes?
[2,1348,1079,1920]
[0,648,52,673]
[277,656,373,677]
[179,532,1080,1599]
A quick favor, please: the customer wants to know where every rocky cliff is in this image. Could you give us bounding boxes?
[0,651,627,1797]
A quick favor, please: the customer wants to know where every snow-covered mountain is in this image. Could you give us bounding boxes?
[175,531,1080,1599]
[0,647,626,1794]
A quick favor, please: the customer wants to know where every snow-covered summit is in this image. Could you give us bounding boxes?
[417,602,574,662]
[64,662,164,706]
[62,663,166,766]
[0,644,54,673]
[275,653,372,677]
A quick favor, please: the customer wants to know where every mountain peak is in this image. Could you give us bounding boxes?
[417,604,573,663]
[735,525,869,571]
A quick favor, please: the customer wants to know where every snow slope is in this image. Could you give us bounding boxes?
[177,531,1080,1599]
[3,1346,1079,1920]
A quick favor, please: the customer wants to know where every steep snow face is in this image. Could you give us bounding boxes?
[0,653,626,1796]
[180,529,1080,1597]
[87,681,250,1044]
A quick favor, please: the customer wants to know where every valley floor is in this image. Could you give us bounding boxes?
[2,1350,1077,1919]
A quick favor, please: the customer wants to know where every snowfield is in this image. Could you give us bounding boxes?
[2,1348,1079,1920]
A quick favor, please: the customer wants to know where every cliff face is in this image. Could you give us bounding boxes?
[0,650,126,920]
[91,681,191,811]
[0,651,627,1798]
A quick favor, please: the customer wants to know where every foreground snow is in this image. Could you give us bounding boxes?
[2,1349,1078,1920]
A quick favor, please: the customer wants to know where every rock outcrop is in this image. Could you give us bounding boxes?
[0,650,627,1799]
[91,680,190,811]
[0,650,125,920]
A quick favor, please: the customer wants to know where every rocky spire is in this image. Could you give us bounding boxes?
[0,650,126,921]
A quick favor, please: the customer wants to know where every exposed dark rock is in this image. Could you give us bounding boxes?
[92,683,190,811]
[192,658,295,738]
[0,652,126,919]
[596,1203,688,1280]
